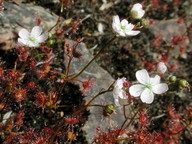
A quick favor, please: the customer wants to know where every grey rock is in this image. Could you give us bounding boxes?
[149,19,190,58]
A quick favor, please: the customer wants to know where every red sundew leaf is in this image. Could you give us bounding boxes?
[14,89,27,102]
[173,0,180,6]
[162,4,169,11]
[2,134,17,144]
[177,18,185,24]
[35,14,42,26]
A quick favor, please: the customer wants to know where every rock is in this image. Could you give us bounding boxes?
[0,2,58,50]
[64,39,130,143]
[149,19,190,58]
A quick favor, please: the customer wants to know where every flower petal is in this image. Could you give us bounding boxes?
[18,29,30,39]
[140,88,154,104]
[119,91,128,99]
[113,89,121,106]
[157,62,167,74]
[126,23,134,30]
[118,30,126,37]
[18,38,28,46]
[132,3,142,11]
[28,41,39,47]
[121,19,128,26]
[113,87,127,99]
[125,30,140,36]
[131,3,145,19]
[136,69,150,85]
[114,78,124,88]
[137,10,145,18]
[113,95,127,106]
[150,75,160,86]
[114,98,121,106]
[113,87,120,98]
[113,15,121,25]
[129,84,145,97]
[31,26,43,37]
[152,83,168,94]
[36,33,48,43]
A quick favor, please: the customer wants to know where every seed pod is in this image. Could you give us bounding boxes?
[169,76,177,83]
[178,79,189,89]
[103,104,115,116]
[141,19,149,27]
[48,39,56,45]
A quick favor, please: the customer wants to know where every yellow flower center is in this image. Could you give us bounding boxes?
[29,37,36,42]
[146,83,152,90]
[121,26,126,30]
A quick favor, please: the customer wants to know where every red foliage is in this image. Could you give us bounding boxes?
[171,35,184,46]
[162,4,168,11]
[17,47,29,62]
[153,34,162,47]
[177,18,185,23]
[81,77,94,94]
[139,110,149,127]
[169,64,177,71]
[15,110,24,129]
[14,89,27,102]
[40,46,52,53]
[65,113,82,125]
[2,134,17,144]
[94,128,125,144]
[35,14,42,26]
[173,0,180,6]
[142,60,156,71]
[27,81,36,88]
[151,0,160,9]
[0,67,4,78]
[34,92,46,108]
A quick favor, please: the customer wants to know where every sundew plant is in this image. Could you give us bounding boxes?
[0,0,191,144]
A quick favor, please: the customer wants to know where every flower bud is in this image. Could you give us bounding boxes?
[169,76,177,82]
[157,62,167,74]
[48,39,56,45]
[130,3,145,19]
[48,33,52,38]
[103,104,115,116]
[178,79,189,89]
[130,11,139,19]
[141,19,149,27]
[72,48,82,59]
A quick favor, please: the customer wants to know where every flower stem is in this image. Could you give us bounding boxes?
[71,81,114,116]
[116,106,139,140]
[66,35,117,81]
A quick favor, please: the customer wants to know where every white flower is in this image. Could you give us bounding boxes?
[113,77,128,106]
[112,15,140,37]
[129,69,168,104]
[157,62,167,74]
[18,26,48,47]
[130,3,145,19]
